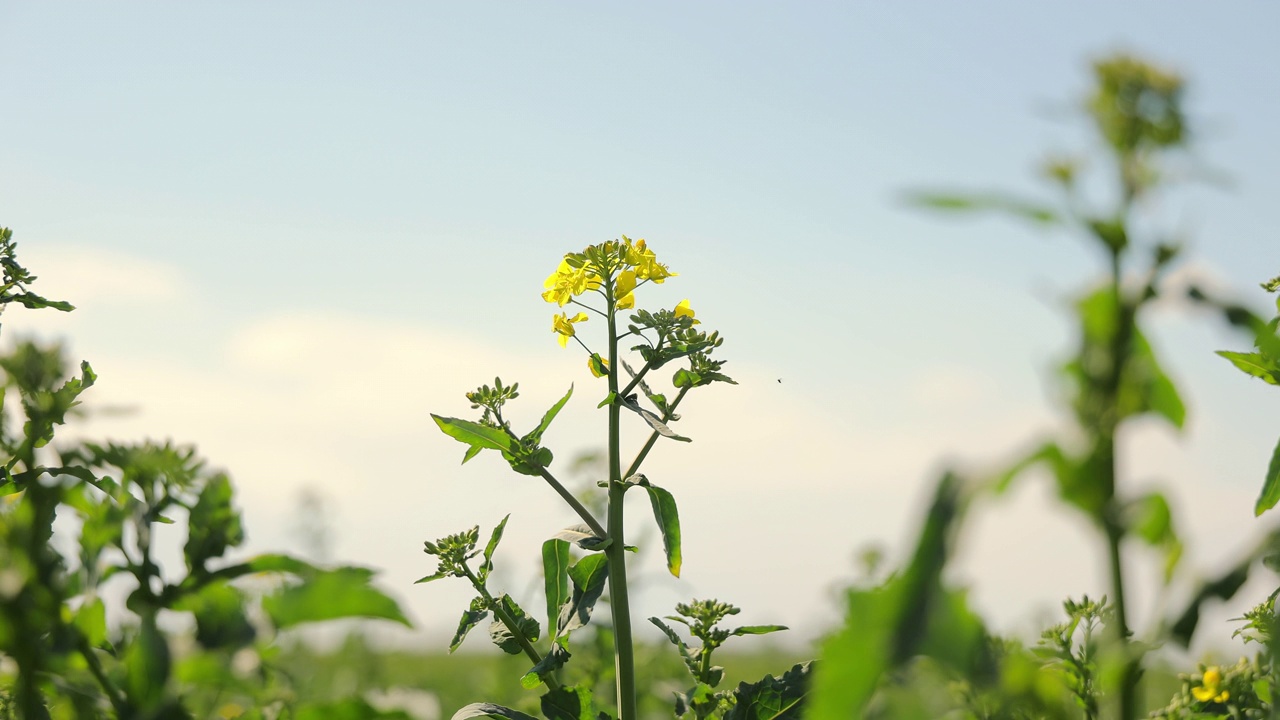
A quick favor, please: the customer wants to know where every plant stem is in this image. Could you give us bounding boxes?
[459,564,561,691]
[623,387,690,479]
[537,467,607,539]
[605,277,638,720]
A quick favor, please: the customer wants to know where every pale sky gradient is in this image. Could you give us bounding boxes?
[3,3,1279,654]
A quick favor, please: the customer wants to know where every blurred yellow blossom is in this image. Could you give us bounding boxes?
[1191,667,1229,703]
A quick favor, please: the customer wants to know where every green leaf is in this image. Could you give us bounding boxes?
[724,662,812,720]
[451,597,488,652]
[123,617,171,710]
[1128,492,1182,580]
[650,617,699,677]
[184,474,244,575]
[73,596,108,648]
[541,685,596,720]
[619,397,690,442]
[263,567,411,630]
[643,483,682,577]
[294,698,413,720]
[597,392,616,409]
[480,514,510,582]
[489,594,540,655]
[173,582,256,650]
[731,625,788,637]
[432,415,514,460]
[553,524,610,551]
[557,554,609,636]
[450,703,539,720]
[244,553,319,576]
[1169,557,1253,646]
[521,642,571,689]
[1218,350,1280,385]
[527,385,573,444]
[1255,436,1280,516]
[414,570,450,584]
[904,191,1059,225]
[542,539,571,634]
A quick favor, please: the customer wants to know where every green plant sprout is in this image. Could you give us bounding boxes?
[427,238,805,720]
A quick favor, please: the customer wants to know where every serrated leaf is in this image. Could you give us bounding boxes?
[451,598,488,652]
[432,415,514,459]
[557,554,609,636]
[489,594,540,655]
[650,617,699,677]
[542,539,571,633]
[450,703,539,720]
[1218,350,1280,385]
[521,642,571,689]
[643,484,682,577]
[1255,436,1280,516]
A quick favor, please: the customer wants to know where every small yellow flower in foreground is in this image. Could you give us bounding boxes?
[552,311,588,348]
[615,270,637,310]
[1191,666,1229,703]
[674,299,700,324]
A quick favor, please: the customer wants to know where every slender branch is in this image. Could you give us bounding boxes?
[624,387,690,479]
[459,564,561,691]
[76,634,129,715]
[570,298,608,319]
[536,467,606,538]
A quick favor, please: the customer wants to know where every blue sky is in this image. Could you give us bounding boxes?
[3,2,1278,651]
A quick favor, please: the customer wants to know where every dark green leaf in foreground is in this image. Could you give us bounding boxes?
[557,554,609,636]
[184,473,244,575]
[642,483,682,577]
[489,594,540,655]
[173,582,256,650]
[450,703,539,720]
[1258,436,1280,516]
[724,662,812,720]
[124,617,171,710]
[541,685,596,720]
[451,597,488,652]
[263,567,410,630]
[542,539,571,632]
[521,642,571,689]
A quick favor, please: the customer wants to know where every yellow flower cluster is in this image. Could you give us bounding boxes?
[541,237,675,308]
[1191,667,1229,704]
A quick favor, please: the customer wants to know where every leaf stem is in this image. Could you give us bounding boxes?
[459,563,561,691]
[536,467,607,539]
[624,387,690,479]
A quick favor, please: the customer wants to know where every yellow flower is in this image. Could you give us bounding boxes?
[615,270,636,310]
[674,299,700,325]
[622,236,676,283]
[542,259,602,306]
[1191,667,1229,704]
[552,311,588,348]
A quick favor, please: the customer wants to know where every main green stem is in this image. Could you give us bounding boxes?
[605,280,638,720]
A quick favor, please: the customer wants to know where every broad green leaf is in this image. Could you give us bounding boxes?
[450,703,539,720]
[184,474,244,575]
[1129,492,1182,580]
[1218,350,1280,385]
[432,415,514,460]
[294,699,413,719]
[123,617,171,710]
[480,514,510,581]
[451,597,488,652]
[542,539,571,633]
[1255,436,1280,516]
[643,484,682,577]
[489,594,540,655]
[541,685,596,720]
[263,567,411,630]
[520,642,571,689]
[557,554,609,636]
[72,596,108,648]
[724,662,812,720]
[527,385,573,444]
[731,625,788,636]
[173,582,256,650]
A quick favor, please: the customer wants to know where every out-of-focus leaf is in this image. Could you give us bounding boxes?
[450,703,539,720]
[905,191,1059,225]
[1128,492,1182,581]
[724,662,812,720]
[72,596,108,648]
[184,474,244,575]
[294,698,413,720]
[263,567,410,630]
[731,625,788,637]
[173,582,255,650]
[124,616,171,710]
